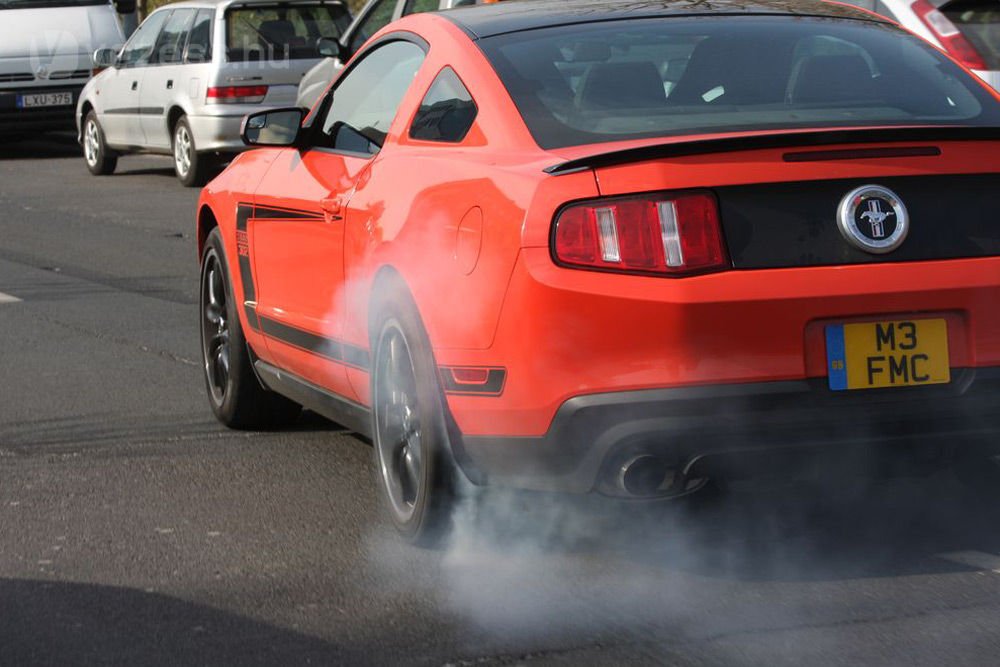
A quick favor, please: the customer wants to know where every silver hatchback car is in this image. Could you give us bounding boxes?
[77,0,351,186]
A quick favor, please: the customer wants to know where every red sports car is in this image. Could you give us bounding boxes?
[197,0,1000,543]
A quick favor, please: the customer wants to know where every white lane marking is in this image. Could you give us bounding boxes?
[0,292,21,304]
[937,551,1000,573]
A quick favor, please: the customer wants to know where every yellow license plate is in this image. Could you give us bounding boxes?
[825,318,950,391]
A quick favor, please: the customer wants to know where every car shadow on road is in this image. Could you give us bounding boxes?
[0,578,361,666]
[113,164,178,179]
[0,133,80,160]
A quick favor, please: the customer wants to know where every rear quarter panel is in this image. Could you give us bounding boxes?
[339,15,576,404]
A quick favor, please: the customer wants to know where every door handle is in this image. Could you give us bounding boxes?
[320,195,343,221]
[131,80,138,91]
[166,79,173,90]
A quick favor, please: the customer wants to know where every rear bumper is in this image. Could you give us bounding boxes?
[454,368,1000,495]
[185,112,249,153]
[0,85,83,136]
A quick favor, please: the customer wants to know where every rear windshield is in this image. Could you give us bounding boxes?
[942,1,1000,70]
[478,16,1000,150]
[226,2,351,61]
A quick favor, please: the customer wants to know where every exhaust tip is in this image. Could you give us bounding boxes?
[618,455,672,497]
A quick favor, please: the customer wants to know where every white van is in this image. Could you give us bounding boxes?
[0,0,129,139]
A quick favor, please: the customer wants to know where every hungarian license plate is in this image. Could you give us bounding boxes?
[16,92,73,108]
[825,318,950,391]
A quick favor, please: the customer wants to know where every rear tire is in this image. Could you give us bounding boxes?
[371,290,459,547]
[173,116,214,187]
[200,228,301,429]
[83,111,117,176]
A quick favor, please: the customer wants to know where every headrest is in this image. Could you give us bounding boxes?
[576,61,666,111]
[786,54,876,105]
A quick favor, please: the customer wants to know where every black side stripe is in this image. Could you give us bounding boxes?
[235,204,258,330]
[260,316,370,371]
[235,202,369,370]
[252,205,323,220]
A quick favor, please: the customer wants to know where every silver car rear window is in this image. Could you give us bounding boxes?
[226,1,351,61]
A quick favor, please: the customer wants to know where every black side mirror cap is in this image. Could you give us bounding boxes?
[241,108,305,147]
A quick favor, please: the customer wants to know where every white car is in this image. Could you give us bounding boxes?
[844,0,999,91]
[76,0,351,186]
[0,0,128,139]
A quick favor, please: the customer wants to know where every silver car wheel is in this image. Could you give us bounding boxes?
[174,124,192,177]
[84,119,100,167]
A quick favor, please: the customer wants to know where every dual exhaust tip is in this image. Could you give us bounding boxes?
[617,454,676,497]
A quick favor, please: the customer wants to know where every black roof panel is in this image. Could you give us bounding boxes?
[442,0,888,39]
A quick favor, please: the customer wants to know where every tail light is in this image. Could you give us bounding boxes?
[206,85,269,104]
[911,0,987,70]
[553,191,728,277]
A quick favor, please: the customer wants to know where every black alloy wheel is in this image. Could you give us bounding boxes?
[199,228,300,429]
[202,246,231,407]
[372,298,459,546]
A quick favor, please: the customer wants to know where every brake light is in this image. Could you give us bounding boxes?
[206,85,269,104]
[553,192,728,276]
[911,0,987,70]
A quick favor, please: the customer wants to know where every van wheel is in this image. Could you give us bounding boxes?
[371,293,459,547]
[83,111,117,176]
[173,116,213,187]
[200,228,301,428]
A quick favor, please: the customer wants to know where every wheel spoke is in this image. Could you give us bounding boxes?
[213,343,229,388]
[402,440,421,496]
[206,305,223,326]
[208,267,222,306]
[209,329,228,350]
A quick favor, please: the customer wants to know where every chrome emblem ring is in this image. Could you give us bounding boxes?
[837,185,909,255]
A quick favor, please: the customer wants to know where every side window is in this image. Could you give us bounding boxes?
[409,67,477,143]
[403,0,441,14]
[153,9,196,64]
[318,40,426,154]
[225,5,351,61]
[185,9,214,64]
[348,0,397,56]
[119,10,170,68]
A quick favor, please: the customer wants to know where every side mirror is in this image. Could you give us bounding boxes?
[241,108,305,147]
[114,0,136,13]
[316,37,345,61]
[93,48,119,68]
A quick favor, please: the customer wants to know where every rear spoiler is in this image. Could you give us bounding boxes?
[544,126,1000,175]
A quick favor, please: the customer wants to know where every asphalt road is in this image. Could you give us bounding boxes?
[2,134,1000,667]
